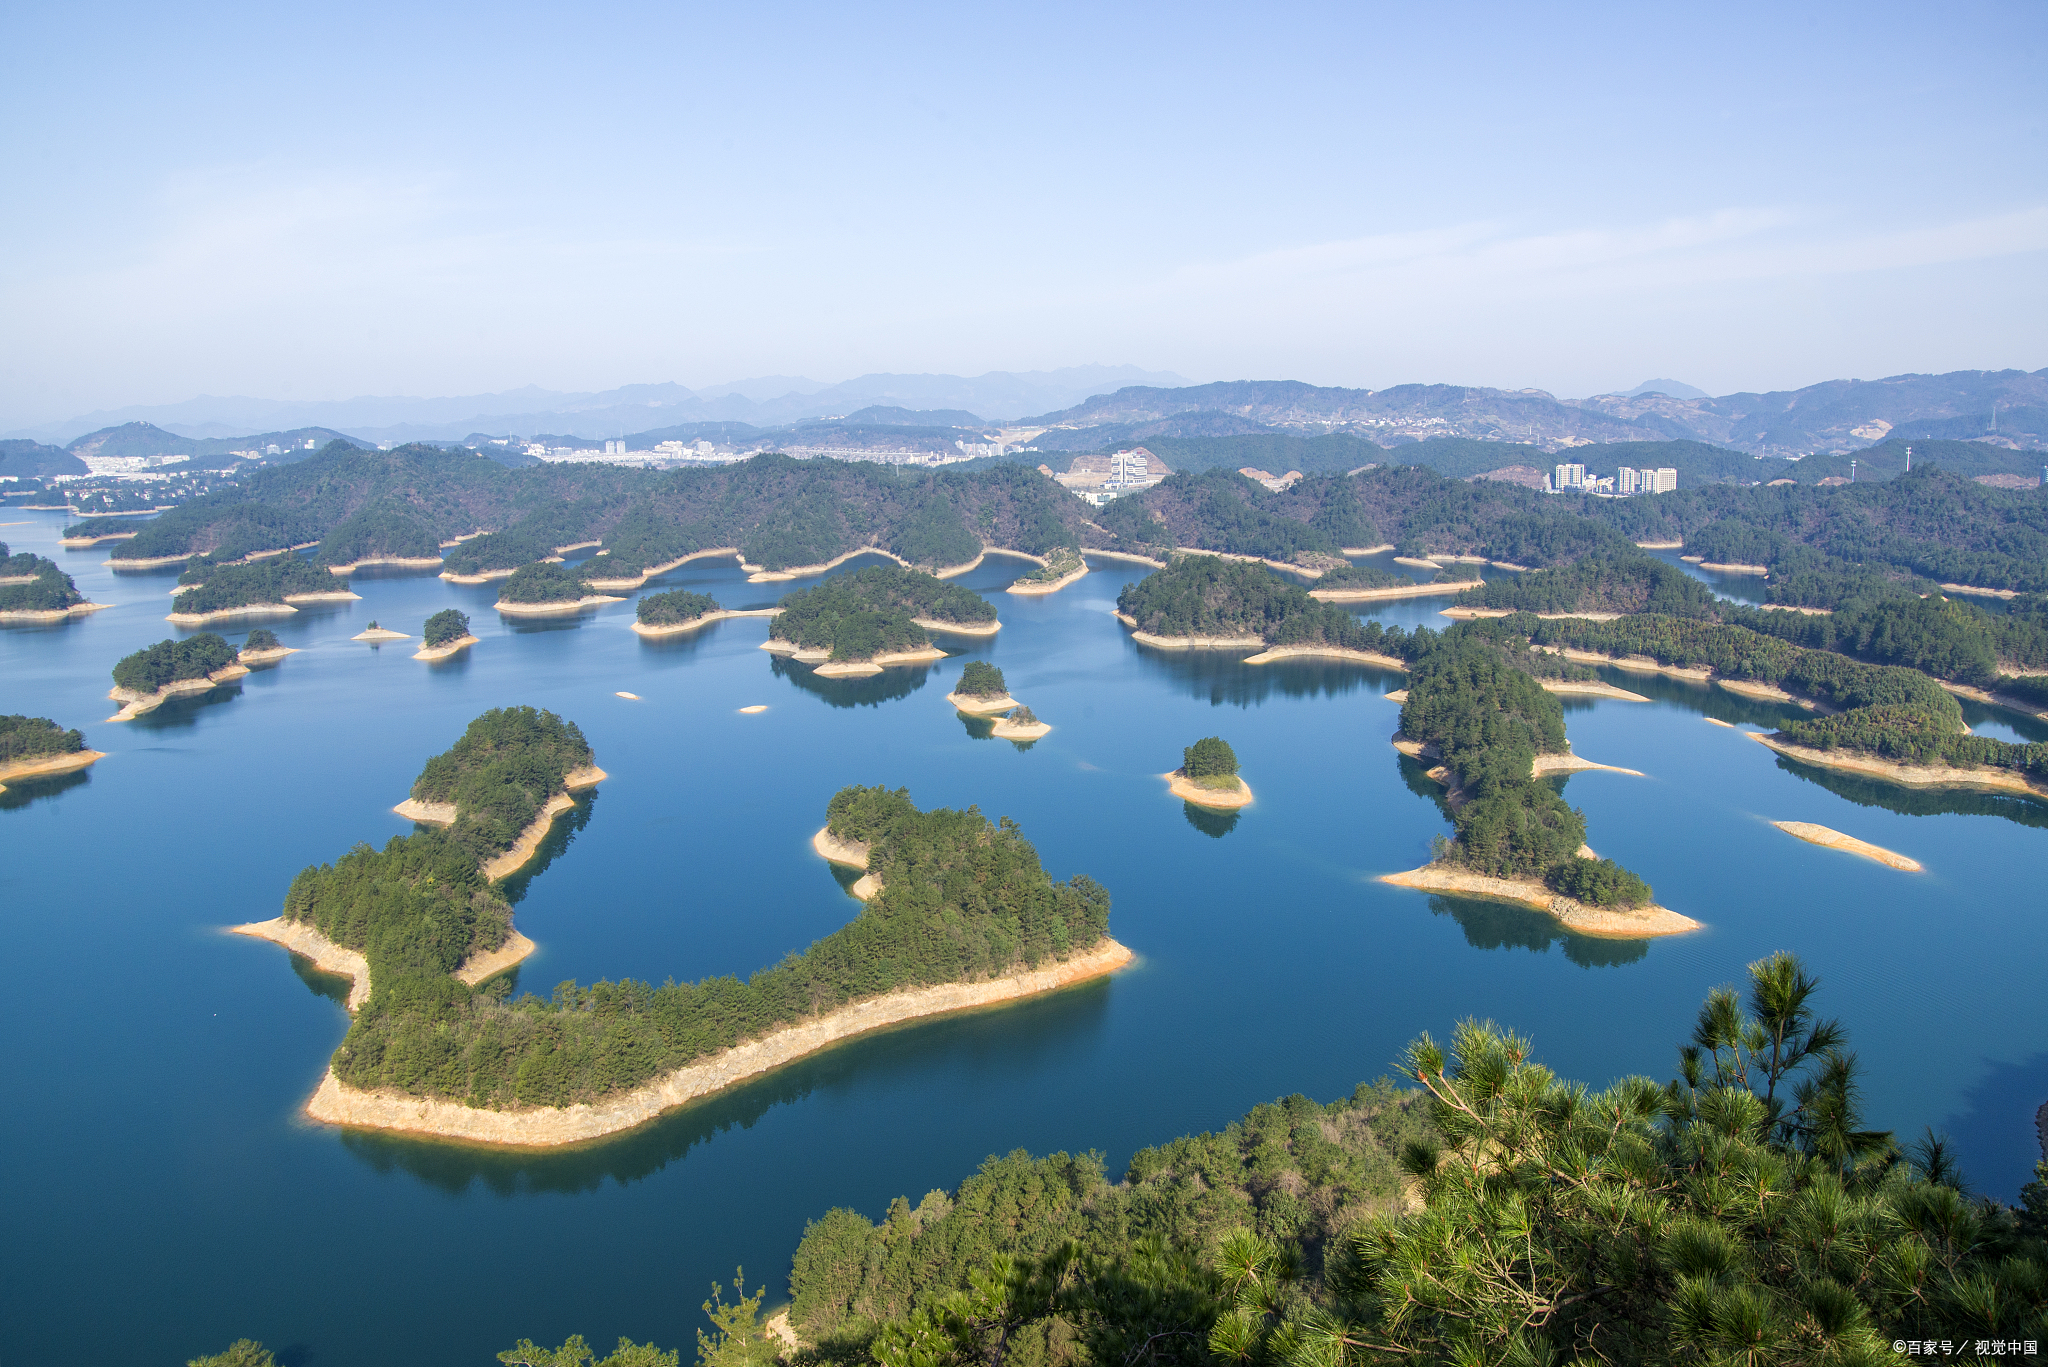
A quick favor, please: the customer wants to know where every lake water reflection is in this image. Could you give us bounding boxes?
[2,514,2044,1366]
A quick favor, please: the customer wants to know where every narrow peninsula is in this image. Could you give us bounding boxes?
[763,565,994,676]
[106,634,252,720]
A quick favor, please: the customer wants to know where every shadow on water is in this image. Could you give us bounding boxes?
[1956,698,2048,745]
[289,952,354,1008]
[0,766,92,811]
[827,861,863,897]
[632,626,717,661]
[1124,644,1403,708]
[1938,1052,2048,1202]
[1181,802,1240,839]
[1426,895,1649,968]
[958,711,997,741]
[335,972,1117,1197]
[1575,667,1814,730]
[1769,755,2048,829]
[1395,754,1455,818]
[128,683,243,731]
[771,654,933,709]
[495,792,599,906]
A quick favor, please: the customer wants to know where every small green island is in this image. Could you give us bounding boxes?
[495,560,625,615]
[238,626,296,664]
[1117,554,1412,665]
[1166,735,1253,809]
[945,659,1017,712]
[415,608,479,660]
[1005,545,1088,595]
[0,714,103,791]
[168,554,358,624]
[632,588,738,638]
[0,542,103,621]
[107,633,249,720]
[236,736,1126,1144]
[766,565,996,676]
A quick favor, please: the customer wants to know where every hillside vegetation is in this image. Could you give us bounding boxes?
[776,565,994,662]
[0,544,86,613]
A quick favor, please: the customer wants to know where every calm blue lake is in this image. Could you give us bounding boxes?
[3,511,2044,1366]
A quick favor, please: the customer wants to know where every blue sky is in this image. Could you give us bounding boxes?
[2,0,2043,423]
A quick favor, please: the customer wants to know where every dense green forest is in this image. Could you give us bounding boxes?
[1399,637,1652,907]
[1465,613,2047,779]
[1016,547,1086,584]
[312,500,439,565]
[170,555,335,614]
[775,566,995,662]
[956,661,1007,698]
[637,589,721,627]
[0,714,87,764]
[761,954,2048,1367]
[1181,737,1238,779]
[423,608,471,647]
[110,634,238,693]
[501,561,597,603]
[1117,556,1414,657]
[242,627,281,651]
[1302,561,1412,590]
[1458,553,1719,617]
[0,544,86,612]
[305,780,1112,1109]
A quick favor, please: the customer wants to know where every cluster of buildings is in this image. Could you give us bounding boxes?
[1550,462,1677,496]
[521,438,740,468]
[1042,448,1171,506]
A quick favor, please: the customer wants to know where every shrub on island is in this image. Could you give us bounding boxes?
[423,609,471,647]
[171,556,333,615]
[111,634,238,694]
[243,627,281,651]
[501,561,595,603]
[1181,736,1239,783]
[636,589,720,627]
[0,545,87,613]
[1016,546,1084,583]
[955,660,1008,698]
[1007,704,1039,726]
[295,777,1111,1110]
[0,714,86,764]
[776,566,994,662]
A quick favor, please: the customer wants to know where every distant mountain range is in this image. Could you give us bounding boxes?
[3,366,1191,446]
[1015,369,2048,457]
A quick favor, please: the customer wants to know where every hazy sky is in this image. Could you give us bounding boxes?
[3,0,2044,425]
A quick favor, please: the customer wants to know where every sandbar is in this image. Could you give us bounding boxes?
[1439,606,1621,621]
[616,691,640,700]
[0,602,111,622]
[1747,732,2048,799]
[1634,539,1685,550]
[1393,556,1441,569]
[811,826,870,869]
[494,595,626,615]
[1771,821,1922,872]
[553,540,602,554]
[1379,864,1701,939]
[439,530,487,548]
[1940,583,2018,600]
[1165,770,1253,809]
[1079,548,1167,569]
[0,749,104,792]
[991,715,1052,740]
[168,602,301,626]
[1541,647,1713,681]
[739,705,768,714]
[1385,689,1408,702]
[1705,717,1735,728]
[352,627,409,641]
[1310,581,1469,603]
[394,797,460,824]
[1716,678,1827,710]
[1542,680,1650,702]
[300,937,1134,1146]
[742,545,909,582]
[441,568,514,584]
[587,547,742,590]
[1241,644,1409,669]
[238,646,298,664]
[230,919,372,1010]
[915,616,1000,636]
[630,607,779,638]
[413,634,480,661]
[60,530,140,547]
[947,691,1020,714]
[1699,562,1770,575]
[1531,751,1646,778]
[323,557,443,573]
[1116,612,1264,651]
[1756,604,1832,615]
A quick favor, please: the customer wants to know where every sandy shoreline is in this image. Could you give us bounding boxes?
[352,627,408,641]
[0,749,104,792]
[631,607,780,638]
[301,938,1135,1146]
[480,765,608,880]
[1748,732,2048,799]
[1006,560,1088,596]
[1379,865,1701,938]
[947,691,1019,713]
[1542,680,1650,702]
[413,634,480,661]
[1771,821,1922,871]
[585,547,742,590]
[106,664,250,720]
[1165,770,1253,809]
[811,826,870,868]
[323,556,444,573]
[166,602,308,626]
[1634,539,1685,550]
[1439,606,1621,622]
[60,530,140,547]
[1115,612,1265,651]
[0,601,111,622]
[1310,581,1469,603]
[915,616,1001,636]
[1241,644,1409,669]
[1716,678,1827,710]
[763,639,947,675]
[1940,679,2048,722]
[238,646,298,664]
[494,595,626,616]
[991,716,1051,740]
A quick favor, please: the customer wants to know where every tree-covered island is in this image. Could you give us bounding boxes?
[107,634,245,717]
[769,565,996,667]
[168,554,349,620]
[0,714,100,789]
[0,543,94,619]
[260,758,1119,1135]
[1167,735,1251,809]
[635,589,723,630]
[422,608,472,647]
[1118,555,1414,662]
[496,560,619,612]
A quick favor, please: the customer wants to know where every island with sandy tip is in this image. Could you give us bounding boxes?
[268,777,1129,1147]
[1378,865,1702,938]
[991,707,1051,741]
[1168,735,1252,808]
[0,717,104,793]
[633,587,782,638]
[1747,731,2048,800]
[1120,555,1418,666]
[1771,821,1922,871]
[236,627,296,664]
[105,633,254,720]
[414,608,479,660]
[352,624,408,642]
[1005,547,1089,596]
[946,660,1019,713]
[765,564,996,676]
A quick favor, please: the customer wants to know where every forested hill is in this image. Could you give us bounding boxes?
[108,443,1093,573]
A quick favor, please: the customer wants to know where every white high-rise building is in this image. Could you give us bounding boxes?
[1554,462,1586,491]
[1652,467,1678,493]
[1616,467,1643,495]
